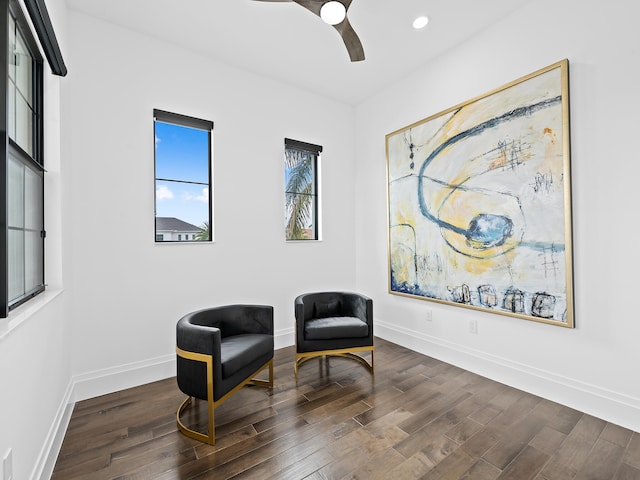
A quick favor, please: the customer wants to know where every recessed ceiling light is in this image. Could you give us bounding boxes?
[413,16,429,30]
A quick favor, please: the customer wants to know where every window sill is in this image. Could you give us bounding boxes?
[0,288,64,341]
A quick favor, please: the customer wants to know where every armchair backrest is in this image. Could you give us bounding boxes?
[181,305,274,338]
[295,292,372,324]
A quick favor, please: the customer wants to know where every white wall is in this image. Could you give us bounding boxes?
[62,11,358,395]
[355,0,640,431]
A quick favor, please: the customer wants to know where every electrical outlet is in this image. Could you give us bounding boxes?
[425,309,433,321]
[3,448,12,480]
[469,319,478,334]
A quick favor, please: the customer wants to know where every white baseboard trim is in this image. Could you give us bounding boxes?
[275,328,294,350]
[32,380,74,480]
[70,354,176,403]
[375,320,640,433]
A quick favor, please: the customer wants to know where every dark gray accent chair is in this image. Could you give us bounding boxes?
[294,292,374,377]
[176,304,274,445]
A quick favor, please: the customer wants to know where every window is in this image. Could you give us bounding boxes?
[284,138,321,241]
[153,109,213,243]
[1,0,44,316]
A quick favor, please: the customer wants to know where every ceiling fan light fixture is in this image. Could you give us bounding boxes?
[320,1,346,26]
[413,16,429,30]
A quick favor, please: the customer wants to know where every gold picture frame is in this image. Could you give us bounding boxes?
[386,59,573,327]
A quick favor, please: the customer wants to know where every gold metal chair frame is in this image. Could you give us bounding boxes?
[176,346,274,445]
[294,345,374,378]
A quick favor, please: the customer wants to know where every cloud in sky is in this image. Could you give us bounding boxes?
[156,184,173,200]
[195,187,209,203]
[183,187,209,203]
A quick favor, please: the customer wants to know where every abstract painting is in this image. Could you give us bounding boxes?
[386,60,574,327]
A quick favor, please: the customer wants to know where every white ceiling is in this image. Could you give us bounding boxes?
[65,0,533,105]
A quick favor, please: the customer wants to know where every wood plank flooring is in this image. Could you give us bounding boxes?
[52,338,640,479]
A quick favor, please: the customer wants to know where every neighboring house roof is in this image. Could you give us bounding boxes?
[155,217,201,232]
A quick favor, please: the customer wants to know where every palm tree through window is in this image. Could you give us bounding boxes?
[284,139,321,241]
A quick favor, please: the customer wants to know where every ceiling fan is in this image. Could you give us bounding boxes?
[253,0,365,62]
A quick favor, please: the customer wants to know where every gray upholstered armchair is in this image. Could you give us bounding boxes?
[294,292,374,377]
[176,304,274,445]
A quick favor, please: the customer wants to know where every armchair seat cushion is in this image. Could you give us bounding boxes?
[221,333,273,378]
[304,316,368,340]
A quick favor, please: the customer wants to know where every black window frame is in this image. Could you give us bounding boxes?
[284,138,322,241]
[153,109,214,243]
[1,0,45,317]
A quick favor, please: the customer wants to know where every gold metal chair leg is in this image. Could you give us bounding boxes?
[176,358,274,445]
[249,359,274,388]
[176,395,215,445]
[295,346,374,379]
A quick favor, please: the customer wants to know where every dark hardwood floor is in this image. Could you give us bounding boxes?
[52,338,640,479]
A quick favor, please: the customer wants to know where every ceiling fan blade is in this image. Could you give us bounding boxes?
[291,0,321,16]
[340,0,354,9]
[334,17,364,62]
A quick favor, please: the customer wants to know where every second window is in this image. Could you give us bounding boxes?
[284,138,321,241]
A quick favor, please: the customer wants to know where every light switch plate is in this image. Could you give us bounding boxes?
[469,319,478,334]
